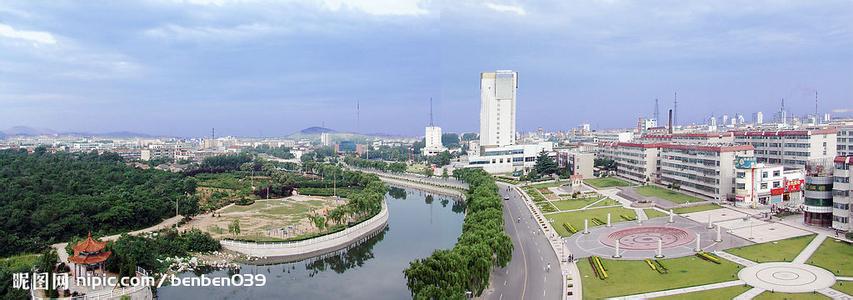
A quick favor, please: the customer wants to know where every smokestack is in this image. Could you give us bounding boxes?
[668,109,673,134]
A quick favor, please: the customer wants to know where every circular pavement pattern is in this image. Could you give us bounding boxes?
[599,226,695,250]
[738,262,836,293]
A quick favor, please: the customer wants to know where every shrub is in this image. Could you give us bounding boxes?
[696,251,722,264]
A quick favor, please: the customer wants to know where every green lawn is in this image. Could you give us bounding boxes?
[654,285,752,300]
[588,198,620,208]
[530,181,567,189]
[584,177,632,188]
[754,291,829,300]
[833,282,853,296]
[537,202,558,213]
[644,208,669,219]
[807,238,853,276]
[548,207,637,236]
[673,203,723,214]
[522,187,547,202]
[551,197,603,210]
[724,234,816,263]
[578,256,742,299]
[635,185,703,204]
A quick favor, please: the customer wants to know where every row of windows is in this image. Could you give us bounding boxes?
[836,177,851,183]
[834,216,848,223]
[833,202,850,210]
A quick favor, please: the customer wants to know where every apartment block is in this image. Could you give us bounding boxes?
[833,156,853,231]
[597,142,662,183]
[658,144,754,200]
[732,129,837,168]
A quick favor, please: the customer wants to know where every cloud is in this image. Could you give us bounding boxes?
[320,0,429,16]
[144,23,276,40]
[484,3,526,16]
[0,23,57,45]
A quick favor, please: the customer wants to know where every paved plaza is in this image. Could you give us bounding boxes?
[738,262,836,293]
[564,216,752,259]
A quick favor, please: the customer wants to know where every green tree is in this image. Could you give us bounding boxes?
[534,151,558,176]
[229,219,241,236]
[423,166,433,177]
[441,168,449,180]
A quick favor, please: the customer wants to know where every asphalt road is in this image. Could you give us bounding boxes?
[483,183,562,300]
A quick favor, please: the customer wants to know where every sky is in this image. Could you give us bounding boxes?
[1,0,852,137]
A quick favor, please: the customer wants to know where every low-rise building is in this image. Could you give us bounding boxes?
[556,149,594,179]
[733,157,804,208]
[597,142,662,184]
[467,142,553,174]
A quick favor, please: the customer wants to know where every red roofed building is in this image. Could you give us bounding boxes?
[69,233,111,277]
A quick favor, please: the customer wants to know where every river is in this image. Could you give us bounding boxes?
[157,187,465,299]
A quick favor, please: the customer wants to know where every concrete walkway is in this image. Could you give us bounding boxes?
[714,251,758,267]
[614,280,745,299]
[793,234,827,264]
[733,287,766,300]
[52,215,184,264]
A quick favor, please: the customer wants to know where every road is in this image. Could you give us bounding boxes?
[483,183,562,300]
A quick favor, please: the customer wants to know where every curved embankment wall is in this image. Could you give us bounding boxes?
[221,201,389,259]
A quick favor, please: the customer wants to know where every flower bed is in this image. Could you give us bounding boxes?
[695,251,721,264]
[562,223,578,234]
[589,256,609,280]
[620,214,637,221]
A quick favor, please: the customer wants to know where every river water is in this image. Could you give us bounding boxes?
[157,187,465,299]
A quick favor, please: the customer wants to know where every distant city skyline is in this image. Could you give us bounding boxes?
[1,1,852,137]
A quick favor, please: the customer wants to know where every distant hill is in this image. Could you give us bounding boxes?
[2,126,154,138]
[299,126,337,135]
[2,126,58,136]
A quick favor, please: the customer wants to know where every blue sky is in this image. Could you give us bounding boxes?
[1,0,852,137]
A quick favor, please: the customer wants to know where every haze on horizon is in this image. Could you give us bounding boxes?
[1,0,852,137]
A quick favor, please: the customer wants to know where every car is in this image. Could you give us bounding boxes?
[503,196,510,201]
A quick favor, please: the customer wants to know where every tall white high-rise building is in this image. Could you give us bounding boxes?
[320,132,331,146]
[756,111,764,124]
[479,70,518,147]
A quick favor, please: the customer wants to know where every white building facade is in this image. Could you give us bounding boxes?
[479,70,517,147]
[423,126,446,156]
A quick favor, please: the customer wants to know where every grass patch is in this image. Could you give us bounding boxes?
[584,177,632,188]
[754,291,829,300]
[654,285,752,300]
[588,198,620,208]
[644,208,669,219]
[551,197,602,210]
[635,185,703,204]
[530,181,566,189]
[0,253,40,270]
[725,234,816,263]
[522,187,547,202]
[808,238,853,276]
[833,282,853,296]
[577,256,742,299]
[537,202,558,213]
[548,207,636,236]
[673,203,722,214]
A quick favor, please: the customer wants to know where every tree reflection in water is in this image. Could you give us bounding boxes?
[304,227,389,276]
[388,187,407,200]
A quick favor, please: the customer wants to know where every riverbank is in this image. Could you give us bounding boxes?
[352,168,467,200]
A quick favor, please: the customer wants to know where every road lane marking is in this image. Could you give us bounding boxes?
[506,193,528,300]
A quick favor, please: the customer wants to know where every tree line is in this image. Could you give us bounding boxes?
[0,149,198,257]
[403,168,513,299]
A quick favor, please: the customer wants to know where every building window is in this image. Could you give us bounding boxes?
[761,183,768,189]
[737,172,745,179]
[762,172,768,178]
[773,170,780,177]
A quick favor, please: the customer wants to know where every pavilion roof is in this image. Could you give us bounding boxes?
[72,232,108,253]
[68,251,111,265]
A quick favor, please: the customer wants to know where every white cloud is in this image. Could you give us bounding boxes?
[484,3,526,16]
[0,23,57,45]
[320,0,429,16]
[144,23,276,40]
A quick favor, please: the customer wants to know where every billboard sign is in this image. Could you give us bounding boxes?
[735,156,756,169]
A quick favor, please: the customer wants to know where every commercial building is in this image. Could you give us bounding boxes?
[733,157,804,208]
[320,132,332,147]
[833,156,853,232]
[732,129,837,168]
[592,131,634,143]
[479,70,517,147]
[658,144,754,200]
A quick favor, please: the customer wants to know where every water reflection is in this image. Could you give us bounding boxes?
[305,227,388,275]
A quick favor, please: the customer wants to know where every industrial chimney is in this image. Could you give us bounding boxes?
[668,109,673,134]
